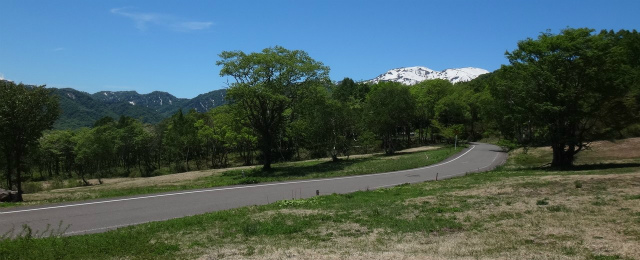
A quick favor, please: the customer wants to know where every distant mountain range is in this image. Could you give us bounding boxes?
[368,66,489,85]
[52,88,227,129]
[3,65,488,129]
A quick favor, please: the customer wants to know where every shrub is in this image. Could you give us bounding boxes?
[547,205,569,212]
[536,198,549,205]
[49,178,65,190]
[22,182,43,194]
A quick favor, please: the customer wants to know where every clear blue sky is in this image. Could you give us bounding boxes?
[1,0,638,98]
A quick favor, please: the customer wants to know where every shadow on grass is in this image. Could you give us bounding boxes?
[249,157,372,178]
[567,163,640,171]
[246,148,442,179]
[527,163,640,172]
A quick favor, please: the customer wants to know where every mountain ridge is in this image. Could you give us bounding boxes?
[51,87,228,129]
[368,66,489,85]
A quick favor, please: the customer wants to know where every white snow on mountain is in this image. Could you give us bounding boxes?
[368,66,489,85]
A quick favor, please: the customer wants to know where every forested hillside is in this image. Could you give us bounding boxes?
[51,88,227,129]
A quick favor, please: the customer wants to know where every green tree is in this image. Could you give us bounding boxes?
[73,128,97,185]
[293,85,352,161]
[164,109,199,172]
[365,82,415,154]
[38,130,76,178]
[409,79,453,143]
[195,105,250,168]
[491,28,640,167]
[0,82,59,201]
[458,74,496,141]
[331,78,369,157]
[91,121,119,181]
[432,89,471,143]
[114,116,151,176]
[217,46,330,170]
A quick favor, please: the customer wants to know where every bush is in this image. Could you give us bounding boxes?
[150,168,170,177]
[65,179,84,189]
[497,139,519,152]
[547,205,569,212]
[536,198,549,205]
[49,178,65,190]
[574,180,583,189]
[22,182,43,194]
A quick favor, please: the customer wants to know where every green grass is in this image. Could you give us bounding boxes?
[204,146,461,185]
[2,142,639,259]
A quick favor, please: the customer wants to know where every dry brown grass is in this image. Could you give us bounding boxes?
[507,137,640,167]
[190,171,640,260]
[23,166,254,202]
[577,137,640,163]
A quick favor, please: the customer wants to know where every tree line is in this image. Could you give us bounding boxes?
[1,28,638,201]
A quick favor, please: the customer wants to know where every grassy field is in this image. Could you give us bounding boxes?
[1,139,639,260]
[1,145,461,208]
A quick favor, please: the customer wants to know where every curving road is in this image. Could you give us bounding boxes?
[0,142,506,236]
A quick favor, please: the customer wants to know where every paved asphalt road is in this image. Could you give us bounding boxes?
[0,142,506,236]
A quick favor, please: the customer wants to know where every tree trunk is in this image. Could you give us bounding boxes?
[331,145,339,162]
[384,133,395,155]
[260,134,273,171]
[185,147,190,172]
[262,142,272,171]
[550,143,576,168]
[5,153,12,190]
[213,147,219,168]
[14,150,24,202]
[262,148,272,171]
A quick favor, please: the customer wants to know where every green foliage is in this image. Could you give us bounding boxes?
[365,81,415,154]
[217,46,330,170]
[164,109,200,172]
[52,88,165,129]
[51,88,228,129]
[409,79,453,143]
[195,105,257,167]
[490,28,640,168]
[292,82,363,161]
[0,81,59,200]
[496,139,519,152]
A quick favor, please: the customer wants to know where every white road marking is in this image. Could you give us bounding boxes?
[440,152,502,178]
[1,146,476,215]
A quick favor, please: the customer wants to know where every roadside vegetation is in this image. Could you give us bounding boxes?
[2,138,639,260]
[0,145,462,207]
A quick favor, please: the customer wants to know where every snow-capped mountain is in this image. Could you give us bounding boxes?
[368,66,489,85]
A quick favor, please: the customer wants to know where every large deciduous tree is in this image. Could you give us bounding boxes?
[216,46,329,171]
[365,82,415,155]
[491,28,640,168]
[0,81,59,201]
